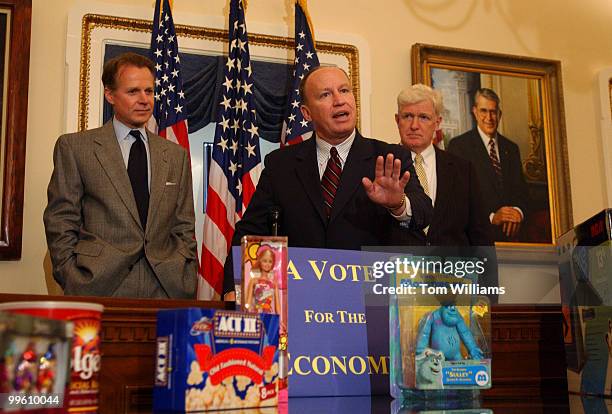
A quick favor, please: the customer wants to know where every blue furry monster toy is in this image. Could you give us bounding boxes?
[415,305,484,361]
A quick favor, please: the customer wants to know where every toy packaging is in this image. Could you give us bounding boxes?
[558,209,612,396]
[389,258,492,400]
[240,236,288,391]
[153,308,280,412]
[0,311,73,412]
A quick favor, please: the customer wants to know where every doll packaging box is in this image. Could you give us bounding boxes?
[153,308,280,412]
[240,236,288,390]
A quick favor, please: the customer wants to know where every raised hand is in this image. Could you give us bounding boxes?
[362,154,410,214]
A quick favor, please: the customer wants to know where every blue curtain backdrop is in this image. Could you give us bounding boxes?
[103,44,293,143]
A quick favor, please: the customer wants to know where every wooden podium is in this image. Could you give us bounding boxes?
[0,294,567,412]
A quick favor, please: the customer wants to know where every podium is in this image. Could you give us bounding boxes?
[0,294,565,412]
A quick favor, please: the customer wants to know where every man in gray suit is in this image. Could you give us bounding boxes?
[44,53,197,298]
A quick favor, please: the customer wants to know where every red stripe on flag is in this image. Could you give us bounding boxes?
[205,188,233,252]
[241,174,257,213]
[200,247,225,294]
[171,120,190,150]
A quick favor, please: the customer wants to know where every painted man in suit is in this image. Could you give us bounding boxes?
[447,88,530,242]
[44,53,197,298]
[393,84,492,246]
[223,66,432,299]
[393,84,498,302]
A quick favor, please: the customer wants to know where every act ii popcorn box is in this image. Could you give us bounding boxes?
[153,308,279,412]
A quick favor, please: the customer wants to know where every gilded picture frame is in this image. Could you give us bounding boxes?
[412,43,572,246]
[75,13,361,133]
[0,0,30,260]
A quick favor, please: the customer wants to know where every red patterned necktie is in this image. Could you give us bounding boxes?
[321,147,342,218]
[488,138,502,182]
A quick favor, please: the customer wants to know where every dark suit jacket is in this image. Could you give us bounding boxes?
[44,121,198,298]
[447,129,530,241]
[223,132,433,294]
[394,147,493,246]
[393,147,499,303]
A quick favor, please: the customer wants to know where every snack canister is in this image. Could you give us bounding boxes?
[0,301,104,413]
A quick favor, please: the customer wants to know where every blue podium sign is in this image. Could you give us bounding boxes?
[233,247,391,397]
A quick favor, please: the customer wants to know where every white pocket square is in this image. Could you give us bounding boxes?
[165,182,177,186]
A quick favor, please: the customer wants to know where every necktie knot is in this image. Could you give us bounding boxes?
[415,153,424,166]
[330,146,339,160]
[130,130,144,141]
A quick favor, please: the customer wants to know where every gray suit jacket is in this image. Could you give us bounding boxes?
[43,121,197,298]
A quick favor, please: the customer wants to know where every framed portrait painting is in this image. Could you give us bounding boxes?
[412,43,572,246]
[0,0,30,260]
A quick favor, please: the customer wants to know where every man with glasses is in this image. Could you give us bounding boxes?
[448,88,529,242]
[393,84,492,246]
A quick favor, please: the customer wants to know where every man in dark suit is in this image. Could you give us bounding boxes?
[393,84,497,302]
[222,66,432,298]
[44,53,197,298]
[393,84,492,246]
[447,88,530,242]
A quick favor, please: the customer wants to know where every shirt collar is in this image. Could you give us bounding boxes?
[411,142,435,165]
[477,126,496,148]
[315,129,356,164]
[112,117,148,142]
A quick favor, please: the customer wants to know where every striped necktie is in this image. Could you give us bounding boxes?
[414,153,430,197]
[321,147,342,219]
[488,138,502,183]
[414,153,430,234]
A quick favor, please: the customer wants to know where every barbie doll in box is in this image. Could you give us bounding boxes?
[244,246,280,314]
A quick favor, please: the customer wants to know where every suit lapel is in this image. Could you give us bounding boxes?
[468,131,501,194]
[147,132,169,234]
[432,147,452,230]
[294,138,327,224]
[470,133,496,175]
[93,122,142,229]
[497,135,512,183]
[329,133,372,224]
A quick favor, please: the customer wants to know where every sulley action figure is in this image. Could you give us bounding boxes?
[416,305,484,361]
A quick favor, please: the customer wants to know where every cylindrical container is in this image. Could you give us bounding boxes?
[0,301,104,413]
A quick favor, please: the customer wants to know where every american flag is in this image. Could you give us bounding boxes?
[280,0,320,146]
[149,0,190,151]
[200,0,262,298]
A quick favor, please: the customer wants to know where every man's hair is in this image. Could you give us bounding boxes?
[474,88,501,110]
[102,53,155,90]
[396,84,444,116]
[298,66,351,104]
